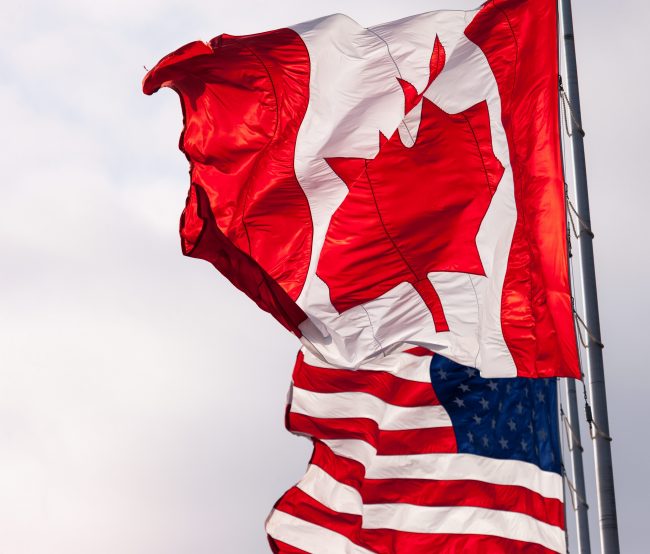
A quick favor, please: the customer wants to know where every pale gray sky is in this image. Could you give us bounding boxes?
[1,0,647,552]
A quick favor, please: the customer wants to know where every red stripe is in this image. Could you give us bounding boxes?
[288,412,456,455]
[273,488,366,547]
[362,478,564,529]
[360,528,560,554]
[414,278,450,332]
[268,538,310,554]
[403,346,434,357]
[377,427,457,455]
[293,354,439,407]
[310,440,366,491]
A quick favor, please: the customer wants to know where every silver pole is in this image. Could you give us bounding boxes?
[565,378,592,553]
[559,1,620,552]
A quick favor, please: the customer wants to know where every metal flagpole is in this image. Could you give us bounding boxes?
[559,1,620,552]
[564,378,591,553]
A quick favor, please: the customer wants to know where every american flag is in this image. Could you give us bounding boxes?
[266,348,565,553]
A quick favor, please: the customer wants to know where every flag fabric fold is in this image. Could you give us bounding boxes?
[266,348,566,553]
[144,1,577,551]
[143,0,580,380]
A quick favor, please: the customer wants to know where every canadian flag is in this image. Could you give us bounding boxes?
[143,0,580,379]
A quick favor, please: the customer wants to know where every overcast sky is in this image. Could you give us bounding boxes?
[1,0,648,552]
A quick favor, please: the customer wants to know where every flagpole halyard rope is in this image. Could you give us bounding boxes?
[567,197,594,238]
[584,402,613,442]
[559,76,585,137]
[560,76,596,553]
[563,468,589,511]
[567,208,581,241]
[561,407,584,453]
[573,310,604,349]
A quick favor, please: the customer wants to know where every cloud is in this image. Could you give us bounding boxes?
[0,0,647,552]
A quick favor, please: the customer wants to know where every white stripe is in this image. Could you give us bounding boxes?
[366,452,563,500]
[301,346,433,383]
[322,439,377,468]
[363,504,566,553]
[291,387,451,430]
[321,440,562,501]
[297,464,363,516]
[266,509,375,554]
[354,350,433,382]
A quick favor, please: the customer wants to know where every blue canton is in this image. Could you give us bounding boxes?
[429,354,561,474]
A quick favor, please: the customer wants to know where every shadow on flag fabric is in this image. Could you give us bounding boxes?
[268,348,566,553]
[143,0,580,380]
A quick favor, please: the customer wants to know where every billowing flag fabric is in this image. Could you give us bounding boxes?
[143,0,579,379]
[267,348,566,553]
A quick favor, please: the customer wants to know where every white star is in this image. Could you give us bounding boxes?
[528,422,534,434]
[472,414,482,425]
[520,439,529,451]
[499,437,509,449]
[467,431,474,443]
[507,419,517,431]
[491,418,497,430]
[482,436,490,447]
[459,383,470,393]
[453,397,465,408]
[487,381,498,391]
[465,368,477,378]
[437,368,448,380]
[516,402,524,414]
[538,429,548,441]
[537,391,545,403]
[506,383,512,394]
[479,397,490,410]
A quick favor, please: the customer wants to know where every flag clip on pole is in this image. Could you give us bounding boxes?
[559,1,620,552]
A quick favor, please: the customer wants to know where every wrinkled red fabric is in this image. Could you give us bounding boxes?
[143,30,312,334]
[321,97,503,332]
[466,0,579,378]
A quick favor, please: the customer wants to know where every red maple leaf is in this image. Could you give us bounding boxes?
[317,37,504,332]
